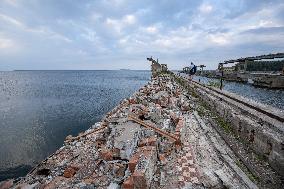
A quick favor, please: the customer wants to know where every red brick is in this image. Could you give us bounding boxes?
[133,171,147,189]
[113,163,126,177]
[175,140,182,148]
[100,149,113,161]
[95,138,106,149]
[170,112,179,125]
[129,154,140,173]
[138,136,157,147]
[112,148,120,159]
[129,98,136,104]
[175,91,181,97]
[159,154,167,165]
[63,167,77,178]
[122,176,134,189]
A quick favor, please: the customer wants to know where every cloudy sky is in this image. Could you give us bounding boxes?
[0,0,283,70]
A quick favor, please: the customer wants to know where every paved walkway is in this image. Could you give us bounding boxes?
[177,141,200,188]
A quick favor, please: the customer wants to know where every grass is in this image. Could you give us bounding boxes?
[214,116,232,133]
[236,159,259,183]
[197,105,206,117]
[208,80,222,88]
[255,153,267,162]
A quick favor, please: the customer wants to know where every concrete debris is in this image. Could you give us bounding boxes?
[10,74,262,189]
[0,180,13,189]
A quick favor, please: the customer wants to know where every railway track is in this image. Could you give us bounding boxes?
[175,74,283,133]
[173,73,284,187]
[174,73,284,180]
[191,79,284,123]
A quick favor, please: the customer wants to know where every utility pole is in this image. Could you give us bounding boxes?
[218,63,224,90]
[199,65,206,71]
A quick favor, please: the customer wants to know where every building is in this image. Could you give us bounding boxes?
[223,66,236,73]
[161,64,168,72]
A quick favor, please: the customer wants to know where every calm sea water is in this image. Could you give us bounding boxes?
[0,70,150,181]
[194,76,284,110]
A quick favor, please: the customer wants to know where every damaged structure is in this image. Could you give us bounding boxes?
[2,59,284,189]
[147,57,168,77]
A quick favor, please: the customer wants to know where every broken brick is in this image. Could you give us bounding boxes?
[112,148,120,159]
[129,154,140,173]
[129,98,136,104]
[159,154,167,165]
[100,149,113,161]
[63,167,77,178]
[122,176,134,189]
[95,138,106,149]
[133,171,147,189]
[138,136,157,147]
[170,112,179,125]
[113,163,126,178]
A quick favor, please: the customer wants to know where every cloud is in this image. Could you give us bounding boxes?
[123,15,136,24]
[208,33,230,45]
[0,13,24,27]
[199,3,213,14]
[242,26,284,34]
[3,0,18,7]
[0,0,283,70]
[0,37,14,49]
[105,14,137,34]
[145,26,158,34]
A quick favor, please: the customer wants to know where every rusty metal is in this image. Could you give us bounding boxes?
[128,114,180,142]
[66,123,108,142]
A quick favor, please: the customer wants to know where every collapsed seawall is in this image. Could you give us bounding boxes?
[2,72,283,189]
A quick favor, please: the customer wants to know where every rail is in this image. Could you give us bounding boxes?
[190,79,284,123]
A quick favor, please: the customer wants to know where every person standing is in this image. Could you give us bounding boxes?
[188,62,197,80]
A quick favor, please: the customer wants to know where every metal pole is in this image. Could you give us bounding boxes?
[220,69,223,90]
[219,63,223,90]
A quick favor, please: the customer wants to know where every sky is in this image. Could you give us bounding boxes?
[0,0,284,70]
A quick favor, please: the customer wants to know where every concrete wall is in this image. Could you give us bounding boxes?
[193,86,284,177]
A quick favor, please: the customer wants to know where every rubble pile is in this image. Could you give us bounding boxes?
[7,74,259,189]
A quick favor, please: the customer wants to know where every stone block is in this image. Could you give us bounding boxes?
[0,180,13,189]
[169,97,177,107]
[65,135,73,141]
[107,182,120,189]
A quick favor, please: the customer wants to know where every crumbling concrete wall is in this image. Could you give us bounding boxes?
[192,83,284,177]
